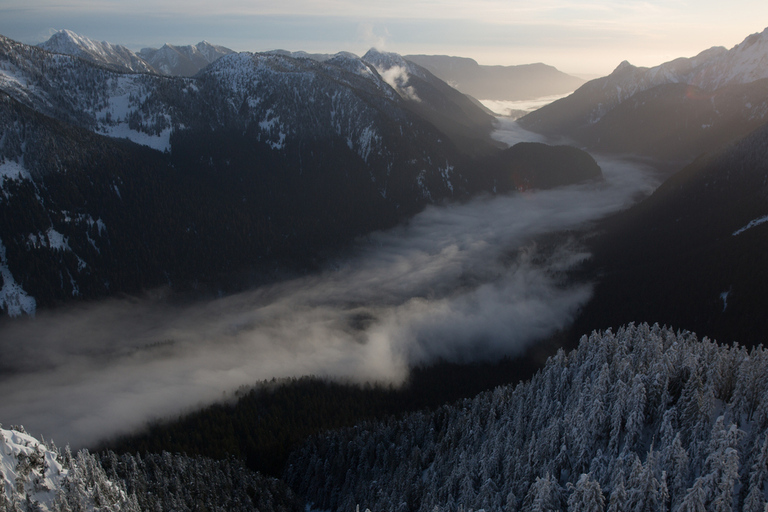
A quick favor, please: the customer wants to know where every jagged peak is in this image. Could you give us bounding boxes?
[612,60,635,73]
[362,48,409,69]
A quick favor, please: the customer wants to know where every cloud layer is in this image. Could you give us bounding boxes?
[0,122,659,448]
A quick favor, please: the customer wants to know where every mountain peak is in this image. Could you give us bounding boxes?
[362,48,409,69]
[612,60,635,73]
[38,29,156,74]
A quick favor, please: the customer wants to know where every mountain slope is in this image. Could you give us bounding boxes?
[0,35,600,315]
[1,425,301,511]
[571,120,768,346]
[519,27,768,165]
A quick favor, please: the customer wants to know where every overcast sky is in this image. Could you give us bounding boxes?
[1,0,767,76]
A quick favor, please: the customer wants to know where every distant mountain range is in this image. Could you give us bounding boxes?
[403,54,585,100]
[35,30,585,102]
[519,27,768,166]
[0,33,599,315]
[38,29,234,76]
[138,41,235,76]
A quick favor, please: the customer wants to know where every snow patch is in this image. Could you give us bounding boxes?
[720,289,730,312]
[100,124,172,152]
[732,214,768,235]
[0,160,32,181]
[0,238,36,317]
[1,427,66,510]
[440,164,454,193]
[357,125,380,162]
[45,227,69,251]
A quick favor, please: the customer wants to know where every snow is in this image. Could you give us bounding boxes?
[440,164,454,193]
[45,227,69,251]
[357,125,380,162]
[720,289,730,312]
[91,76,174,152]
[0,238,36,317]
[1,427,67,510]
[0,160,32,181]
[101,123,173,152]
[732,214,768,235]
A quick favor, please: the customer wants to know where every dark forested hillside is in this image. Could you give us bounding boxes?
[572,121,768,346]
[100,355,547,478]
[284,323,768,512]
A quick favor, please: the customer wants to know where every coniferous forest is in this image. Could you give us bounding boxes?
[4,323,768,511]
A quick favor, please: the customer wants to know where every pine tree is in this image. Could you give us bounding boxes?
[566,473,605,512]
[523,474,563,512]
[606,470,627,512]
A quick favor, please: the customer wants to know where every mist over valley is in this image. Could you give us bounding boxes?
[2,22,768,512]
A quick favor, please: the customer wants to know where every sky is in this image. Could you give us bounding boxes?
[1,1,767,76]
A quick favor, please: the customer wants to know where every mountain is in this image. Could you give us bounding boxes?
[139,41,235,76]
[519,27,768,166]
[570,120,768,347]
[37,30,235,77]
[404,54,585,100]
[285,323,768,511]
[0,34,599,316]
[361,48,501,155]
[38,29,156,74]
[0,425,302,511]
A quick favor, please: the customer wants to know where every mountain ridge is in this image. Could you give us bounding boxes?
[0,33,600,316]
[519,26,768,165]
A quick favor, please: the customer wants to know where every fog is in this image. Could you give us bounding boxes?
[480,94,572,118]
[0,121,659,448]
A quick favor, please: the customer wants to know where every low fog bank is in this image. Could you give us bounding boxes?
[0,122,659,449]
[480,93,572,119]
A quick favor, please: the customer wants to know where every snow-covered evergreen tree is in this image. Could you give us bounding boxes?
[285,323,768,512]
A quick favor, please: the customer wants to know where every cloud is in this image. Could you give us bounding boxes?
[0,122,659,449]
[377,65,420,101]
[357,23,390,50]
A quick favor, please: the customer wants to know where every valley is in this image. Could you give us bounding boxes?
[2,23,768,512]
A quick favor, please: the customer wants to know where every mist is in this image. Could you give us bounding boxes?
[0,122,659,448]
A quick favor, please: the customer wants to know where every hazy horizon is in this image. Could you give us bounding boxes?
[1,1,766,76]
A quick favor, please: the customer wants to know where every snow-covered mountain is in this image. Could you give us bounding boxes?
[519,26,768,165]
[0,33,599,316]
[139,41,234,76]
[1,425,301,511]
[37,30,235,77]
[38,29,156,74]
[1,425,137,510]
